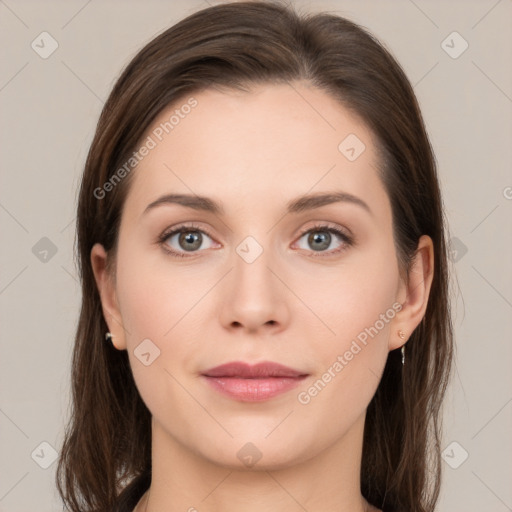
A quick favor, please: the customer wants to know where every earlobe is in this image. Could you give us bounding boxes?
[90,243,127,350]
[390,235,434,351]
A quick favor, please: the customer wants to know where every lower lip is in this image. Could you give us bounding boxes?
[202,375,307,402]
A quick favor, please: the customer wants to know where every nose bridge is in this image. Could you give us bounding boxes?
[232,232,276,299]
[219,230,289,331]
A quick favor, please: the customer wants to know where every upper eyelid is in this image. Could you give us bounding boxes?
[161,222,348,238]
[160,222,351,250]
[297,222,350,236]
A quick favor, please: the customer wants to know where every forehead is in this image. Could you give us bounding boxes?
[122,82,386,218]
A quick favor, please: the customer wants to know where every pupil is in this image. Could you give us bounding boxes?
[309,231,331,251]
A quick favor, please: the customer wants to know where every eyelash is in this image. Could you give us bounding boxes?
[157,222,354,259]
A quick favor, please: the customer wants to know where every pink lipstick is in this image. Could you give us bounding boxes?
[201,361,308,402]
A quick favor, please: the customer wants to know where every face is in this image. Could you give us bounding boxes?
[93,82,425,470]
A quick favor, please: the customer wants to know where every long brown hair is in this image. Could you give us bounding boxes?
[56,2,454,511]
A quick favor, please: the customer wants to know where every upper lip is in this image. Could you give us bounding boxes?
[202,361,308,378]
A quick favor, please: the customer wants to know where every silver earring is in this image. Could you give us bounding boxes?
[398,330,406,365]
[105,332,114,342]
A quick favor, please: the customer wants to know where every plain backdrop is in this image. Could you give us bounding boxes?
[0,1,511,511]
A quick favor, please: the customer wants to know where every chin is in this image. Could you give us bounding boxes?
[194,434,313,471]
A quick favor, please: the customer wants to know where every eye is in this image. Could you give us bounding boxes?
[158,222,353,259]
[294,224,353,256]
[158,223,218,257]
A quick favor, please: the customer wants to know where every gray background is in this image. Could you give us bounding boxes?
[0,0,511,511]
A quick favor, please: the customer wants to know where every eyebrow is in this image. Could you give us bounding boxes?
[142,191,372,217]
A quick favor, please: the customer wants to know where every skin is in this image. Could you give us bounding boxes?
[91,82,433,512]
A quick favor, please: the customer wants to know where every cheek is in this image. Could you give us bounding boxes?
[297,241,399,402]
[114,244,207,394]
[114,252,195,422]
[300,244,399,346]
[115,241,203,338]
[295,267,397,435]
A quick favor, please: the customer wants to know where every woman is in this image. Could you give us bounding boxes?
[56,1,454,511]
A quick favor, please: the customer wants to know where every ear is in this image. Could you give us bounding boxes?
[390,234,434,351]
[90,243,127,350]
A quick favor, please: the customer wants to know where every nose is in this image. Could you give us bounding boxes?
[219,241,290,334]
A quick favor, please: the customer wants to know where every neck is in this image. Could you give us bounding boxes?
[135,412,378,512]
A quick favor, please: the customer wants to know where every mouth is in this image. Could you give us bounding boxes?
[201,361,309,402]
